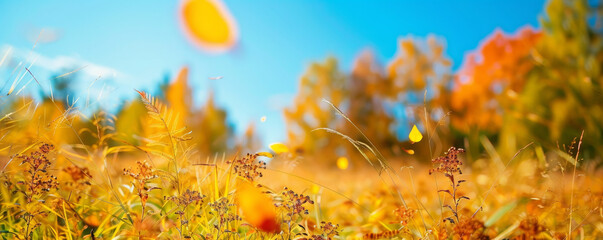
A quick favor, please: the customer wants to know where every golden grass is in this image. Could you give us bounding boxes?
[0,91,601,240]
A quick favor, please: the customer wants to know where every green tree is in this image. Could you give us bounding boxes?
[517,0,603,159]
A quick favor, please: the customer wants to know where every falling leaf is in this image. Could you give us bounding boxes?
[260,116,267,122]
[402,148,415,155]
[256,151,273,158]
[269,143,289,154]
[409,125,423,143]
[336,156,348,170]
[180,0,238,52]
[236,182,280,233]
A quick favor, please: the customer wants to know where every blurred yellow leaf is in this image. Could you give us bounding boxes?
[403,148,415,155]
[181,0,238,52]
[236,182,280,233]
[409,125,423,143]
[256,151,273,158]
[269,143,289,154]
[336,156,348,170]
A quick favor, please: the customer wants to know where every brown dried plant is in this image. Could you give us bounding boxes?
[228,152,267,182]
[165,189,205,238]
[308,221,340,240]
[430,147,468,224]
[275,187,315,238]
[209,197,241,239]
[13,143,59,239]
[15,143,58,203]
[123,160,158,222]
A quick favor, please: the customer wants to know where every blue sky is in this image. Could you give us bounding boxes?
[0,0,546,145]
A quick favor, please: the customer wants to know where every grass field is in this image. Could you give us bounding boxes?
[1,0,602,239]
[0,91,600,239]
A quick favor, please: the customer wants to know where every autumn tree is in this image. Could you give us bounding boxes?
[387,36,453,157]
[439,27,542,158]
[194,91,234,154]
[114,67,234,155]
[284,57,348,162]
[285,37,453,164]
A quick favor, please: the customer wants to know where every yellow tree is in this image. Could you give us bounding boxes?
[285,37,454,163]
[348,50,400,154]
[166,67,193,128]
[194,91,233,154]
[387,36,453,158]
[284,57,347,161]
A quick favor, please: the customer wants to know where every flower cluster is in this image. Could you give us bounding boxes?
[123,160,158,217]
[393,206,416,225]
[276,187,314,217]
[123,160,158,181]
[318,221,339,238]
[16,143,58,203]
[165,189,205,236]
[209,197,241,231]
[429,147,465,176]
[228,153,267,182]
[165,189,205,208]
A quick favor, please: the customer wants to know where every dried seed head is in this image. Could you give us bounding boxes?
[430,147,465,176]
[228,153,267,182]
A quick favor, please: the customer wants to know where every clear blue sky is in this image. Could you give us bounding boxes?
[0,0,546,145]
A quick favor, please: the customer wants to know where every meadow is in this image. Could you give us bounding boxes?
[1,0,602,239]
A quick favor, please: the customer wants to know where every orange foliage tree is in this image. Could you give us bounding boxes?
[448,27,542,135]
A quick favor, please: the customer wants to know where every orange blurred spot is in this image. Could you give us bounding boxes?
[180,0,238,52]
[402,148,415,155]
[236,182,280,233]
[336,156,348,170]
[84,215,100,227]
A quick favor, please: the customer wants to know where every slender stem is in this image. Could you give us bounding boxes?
[568,131,584,238]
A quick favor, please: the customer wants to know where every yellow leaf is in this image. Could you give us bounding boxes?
[256,151,273,158]
[269,143,289,154]
[236,182,280,233]
[180,0,238,52]
[336,156,348,170]
[409,125,423,143]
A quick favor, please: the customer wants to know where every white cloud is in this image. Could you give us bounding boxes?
[1,44,126,80]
